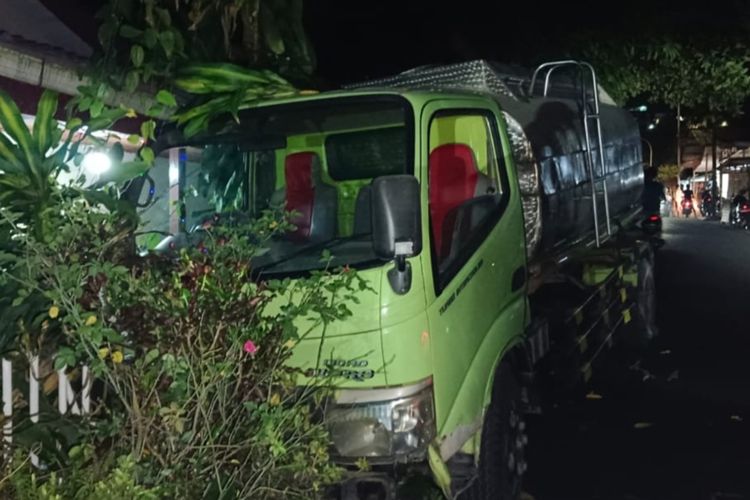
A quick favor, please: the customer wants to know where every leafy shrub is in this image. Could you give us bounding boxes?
[0,89,362,498]
[2,202,360,498]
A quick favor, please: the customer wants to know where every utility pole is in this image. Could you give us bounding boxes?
[642,138,653,166]
[712,120,718,201]
[676,103,681,170]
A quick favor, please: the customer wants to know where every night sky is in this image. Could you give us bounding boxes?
[42,0,750,85]
[38,0,750,164]
[304,0,750,84]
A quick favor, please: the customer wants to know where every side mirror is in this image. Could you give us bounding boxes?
[371,175,422,294]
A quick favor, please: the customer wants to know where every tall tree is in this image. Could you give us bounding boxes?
[579,36,750,194]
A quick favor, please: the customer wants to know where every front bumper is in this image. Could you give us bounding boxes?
[325,463,435,500]
[327,472,397,500]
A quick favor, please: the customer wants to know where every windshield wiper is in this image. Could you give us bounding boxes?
[253,233,372,277]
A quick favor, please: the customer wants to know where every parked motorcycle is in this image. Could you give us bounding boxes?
[681,198,694,218]
[700,192,718,219]
[641,213,662,236]
[730,196,750,229]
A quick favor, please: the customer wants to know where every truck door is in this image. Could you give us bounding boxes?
[421,102,527,456]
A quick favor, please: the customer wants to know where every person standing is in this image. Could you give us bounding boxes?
[642,167,666,215]
[681,184,698,218]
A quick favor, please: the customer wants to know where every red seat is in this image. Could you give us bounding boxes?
[285,152,317,242]
[429,144,480,260]
[284,152,338,243]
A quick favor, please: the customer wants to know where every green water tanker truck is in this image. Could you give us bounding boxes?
[138,60,657,500]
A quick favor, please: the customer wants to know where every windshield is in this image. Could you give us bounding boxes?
[136,96,414,275]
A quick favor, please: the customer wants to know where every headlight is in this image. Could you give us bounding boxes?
[326,379,435,459]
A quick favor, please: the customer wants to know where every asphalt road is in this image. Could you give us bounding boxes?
[524,218,750,500]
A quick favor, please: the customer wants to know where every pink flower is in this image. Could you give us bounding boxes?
[243,340,258,355]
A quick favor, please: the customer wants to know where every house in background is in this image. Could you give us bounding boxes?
[0,0,151,183]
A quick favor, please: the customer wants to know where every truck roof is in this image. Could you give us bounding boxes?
[344,59,618,106]
[230,87,493,110]
[243,59,621,114]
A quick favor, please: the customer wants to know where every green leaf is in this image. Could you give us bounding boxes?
[146,104,165,117]
[140,146,155,164]
[127,134,141,145]
[144,348,160,365]
[259,3,285,55]
[77,96,92,112]
[33,90,59,156]
[54,347,76,370]
[130,45,145,68]
[65,117,83,130]
[0,89,37,171]
[86,107,128,133]
[79,189,137,222]
[124,71,140,93]
[90,99,104,118]
[154,7,171,26]
[159,31,175,58]
[98,22,116,47]
[0,128,23,170]
[119,25,143,39]
[182,115,210,138]
[140,120,156,141]
[143,29,158,49]
[156,89,177,107]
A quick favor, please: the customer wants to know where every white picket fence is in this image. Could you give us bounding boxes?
[2,356,91,464]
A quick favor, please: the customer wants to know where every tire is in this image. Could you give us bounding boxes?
[461,363,525,500]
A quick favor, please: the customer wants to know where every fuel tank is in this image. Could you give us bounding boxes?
[347,60,644,260]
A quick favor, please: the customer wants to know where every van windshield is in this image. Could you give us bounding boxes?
[136,96,414,275]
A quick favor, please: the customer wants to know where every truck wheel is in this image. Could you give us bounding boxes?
[462,363,525,500]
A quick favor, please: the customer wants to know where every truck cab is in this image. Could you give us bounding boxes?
[139,89,530,497]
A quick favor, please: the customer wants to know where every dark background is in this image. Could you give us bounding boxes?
[304,0,749,83]
[41,0,750,85]
[40,0,750,165]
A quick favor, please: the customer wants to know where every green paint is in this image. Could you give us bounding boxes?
[428,443,452,498]
[242,90,530,490]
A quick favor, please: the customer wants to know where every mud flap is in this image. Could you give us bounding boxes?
[524,317,550,366]
[522,318,549,414]
[428,442,453,499]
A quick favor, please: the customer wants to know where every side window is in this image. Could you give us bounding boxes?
[428,111,509,289]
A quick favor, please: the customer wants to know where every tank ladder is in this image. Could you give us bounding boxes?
[528,60,612,247]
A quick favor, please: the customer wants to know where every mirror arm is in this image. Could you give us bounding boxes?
[388,257,412,295]
[388,243,413,295]
[395,254,406,272]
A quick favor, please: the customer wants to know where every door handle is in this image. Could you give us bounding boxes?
[511,266,526,292]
